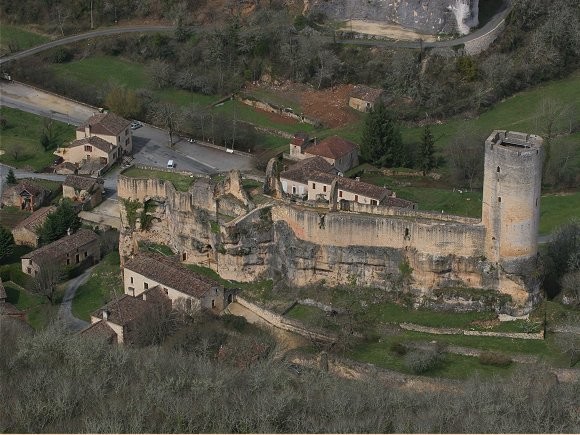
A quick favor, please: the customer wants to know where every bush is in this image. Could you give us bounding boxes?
[222,314,248,332]
[478,351,512,367]
[404,348,444,374]
[390,341,408,356]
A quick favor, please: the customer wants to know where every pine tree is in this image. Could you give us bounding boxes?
[0,226,15,260]
[38,200,81,245]
[6,168,16,185]
[360,101,405,167]
[419,124,436,176]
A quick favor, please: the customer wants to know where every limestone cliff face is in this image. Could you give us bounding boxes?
[307,0,479,35]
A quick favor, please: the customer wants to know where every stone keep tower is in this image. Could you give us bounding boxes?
[482,131,543,274]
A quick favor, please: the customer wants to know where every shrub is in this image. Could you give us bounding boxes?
[404,348,444,374]
[222,314,248,332]
[478,351,512,367]
[390,341,408,356]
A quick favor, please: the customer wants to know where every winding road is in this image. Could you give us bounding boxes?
[58,266,93,332]
[0,4,512,67]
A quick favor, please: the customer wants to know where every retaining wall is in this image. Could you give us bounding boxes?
[399,322,544,340]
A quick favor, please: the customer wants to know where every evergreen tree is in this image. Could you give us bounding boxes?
[419,124,436,175]
[6,168,16,185]
[360,101,405,167]
[38,200,81,245]
[0,226,15,261]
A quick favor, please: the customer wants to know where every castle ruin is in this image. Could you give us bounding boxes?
[118,131,543,315]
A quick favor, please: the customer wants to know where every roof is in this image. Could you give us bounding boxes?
[0,302,24,317]
[291,132,310,147]
[63,175,99,191]
[91,295,153,327]
[304,136,358,160]
[77,112,130,136]
[308,173,393,201]
[350,85,383,102]
[381,196,415,208]
[21,229,99,264]
[69,136,117,153]
[80,319,118,342]
[124,253,221,299]
[12,181,48,197]
[0,278,6,300]
[13,206,56,232]
[280,157,336,185]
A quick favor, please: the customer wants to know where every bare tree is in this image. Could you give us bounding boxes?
[150,102,181,147]
[445,129,485,190]
[30,263,65,304]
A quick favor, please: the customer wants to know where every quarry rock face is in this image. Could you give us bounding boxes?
[307,0,479,35]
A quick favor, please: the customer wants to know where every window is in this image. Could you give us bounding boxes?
[125,129,129,135]
[498,197,502,203]
[355,194,359,202]
[312,183,316,189]
[182,252,187,261]
[292,186,297,194]
[339,190,343,198]
[27,267,31,274]
[144,282,149,290]
[125,138,129,146]
[84,145,92,152]
[66,258,70,265]
[84,251,88,258]
[130,276,134,284]
[371,199,378,205]
[496,166,500,173]
[75,254,80,264]
[212,299,216,309]
[323,186,327,193]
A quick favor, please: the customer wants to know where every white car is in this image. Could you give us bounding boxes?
[130,121,142,130]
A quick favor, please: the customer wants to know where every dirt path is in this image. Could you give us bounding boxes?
[58,267,93,332]
[340,20,438,42]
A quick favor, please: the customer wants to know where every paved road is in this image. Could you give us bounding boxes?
[0,25,175,66]
[0,4,511,67]
[58,266,93,332]
[0,81,255,174]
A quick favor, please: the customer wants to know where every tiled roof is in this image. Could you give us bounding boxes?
[0,278,6,300]
[304,136,358,160]
[350,85,383,102]
[280,157,336,185]
[69,136,117,153]
[80,319,118,342]
[91,295,153,327]
[64,175,99,191]
[14,206,56,232]
[291,132,310,146]
[124,253,221,299]
[77,112,130,136]
[308,173,392,201]
[381,196,415,209]
[21,229,99,264]
[15,181,48,197]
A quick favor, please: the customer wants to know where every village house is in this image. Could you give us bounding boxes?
[12,206,56,247]
[82,291,170,344]
[76,112,132,155]
[1,181,50,212]
[302,136,359,173]
[62,175,104,209]
[280,156,337,198]
[307,172,415,208]
[20,229,100,277]
[54,136,120,176]
[288,132,312,160]
[123,253,235,312]
[348,85,384,112]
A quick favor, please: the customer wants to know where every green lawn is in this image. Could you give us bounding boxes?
[0,107,75,171]
[139,241,175,256]
[241,88,303,113]
[4,280,60,330]
[121,166,197,192]
[0,206,31,230]
[71,252,123,321]
[0,24,49,53]
[539,191,580,235]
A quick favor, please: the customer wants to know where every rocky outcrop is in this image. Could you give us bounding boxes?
[307,0,479,35]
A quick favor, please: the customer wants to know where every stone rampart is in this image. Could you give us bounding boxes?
[349,202,481,225]
[271,204,485,258]
[236,296,337,342]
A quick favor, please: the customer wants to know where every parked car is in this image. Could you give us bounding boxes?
[167,160,176,169]
[130,121,142,130]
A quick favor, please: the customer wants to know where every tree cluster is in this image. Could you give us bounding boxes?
[543,220,580,301]
[0,320,578,433]
[38,199,81,245]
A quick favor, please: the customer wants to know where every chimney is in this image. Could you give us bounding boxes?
[85,124,91,137]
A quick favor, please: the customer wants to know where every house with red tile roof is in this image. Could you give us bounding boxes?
[303,136,359,173]
[76,112,132,154]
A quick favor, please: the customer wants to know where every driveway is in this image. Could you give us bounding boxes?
[58,266,94,332]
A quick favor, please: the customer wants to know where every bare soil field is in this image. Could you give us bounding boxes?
[340,20,438,42]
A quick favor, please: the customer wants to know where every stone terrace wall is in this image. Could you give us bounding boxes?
[464,17,506,55]
[271,204,486,258]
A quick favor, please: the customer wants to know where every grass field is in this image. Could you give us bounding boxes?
[0,107,75,171]
[0,206,31,230]
[539,191,580,234]
[0,24,49,53]
[122,166,197,192]
[71,252,123,321]
[3,280,61,330]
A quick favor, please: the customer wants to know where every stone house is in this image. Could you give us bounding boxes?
[1,181,50,212]
[82,291,171,344]
[123,253,234,312]
[280,157,337,198]
[348,85,383,113]
[21,229,100,277]
[303,136,359,173]
[76,112,132,155]
[62,175,104,209]
[54,136,120,175]
[288,132,312,160]
[12,206,56,247]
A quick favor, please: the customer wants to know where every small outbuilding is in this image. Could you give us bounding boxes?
[12,206,56,247]
[349,85,384,112]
